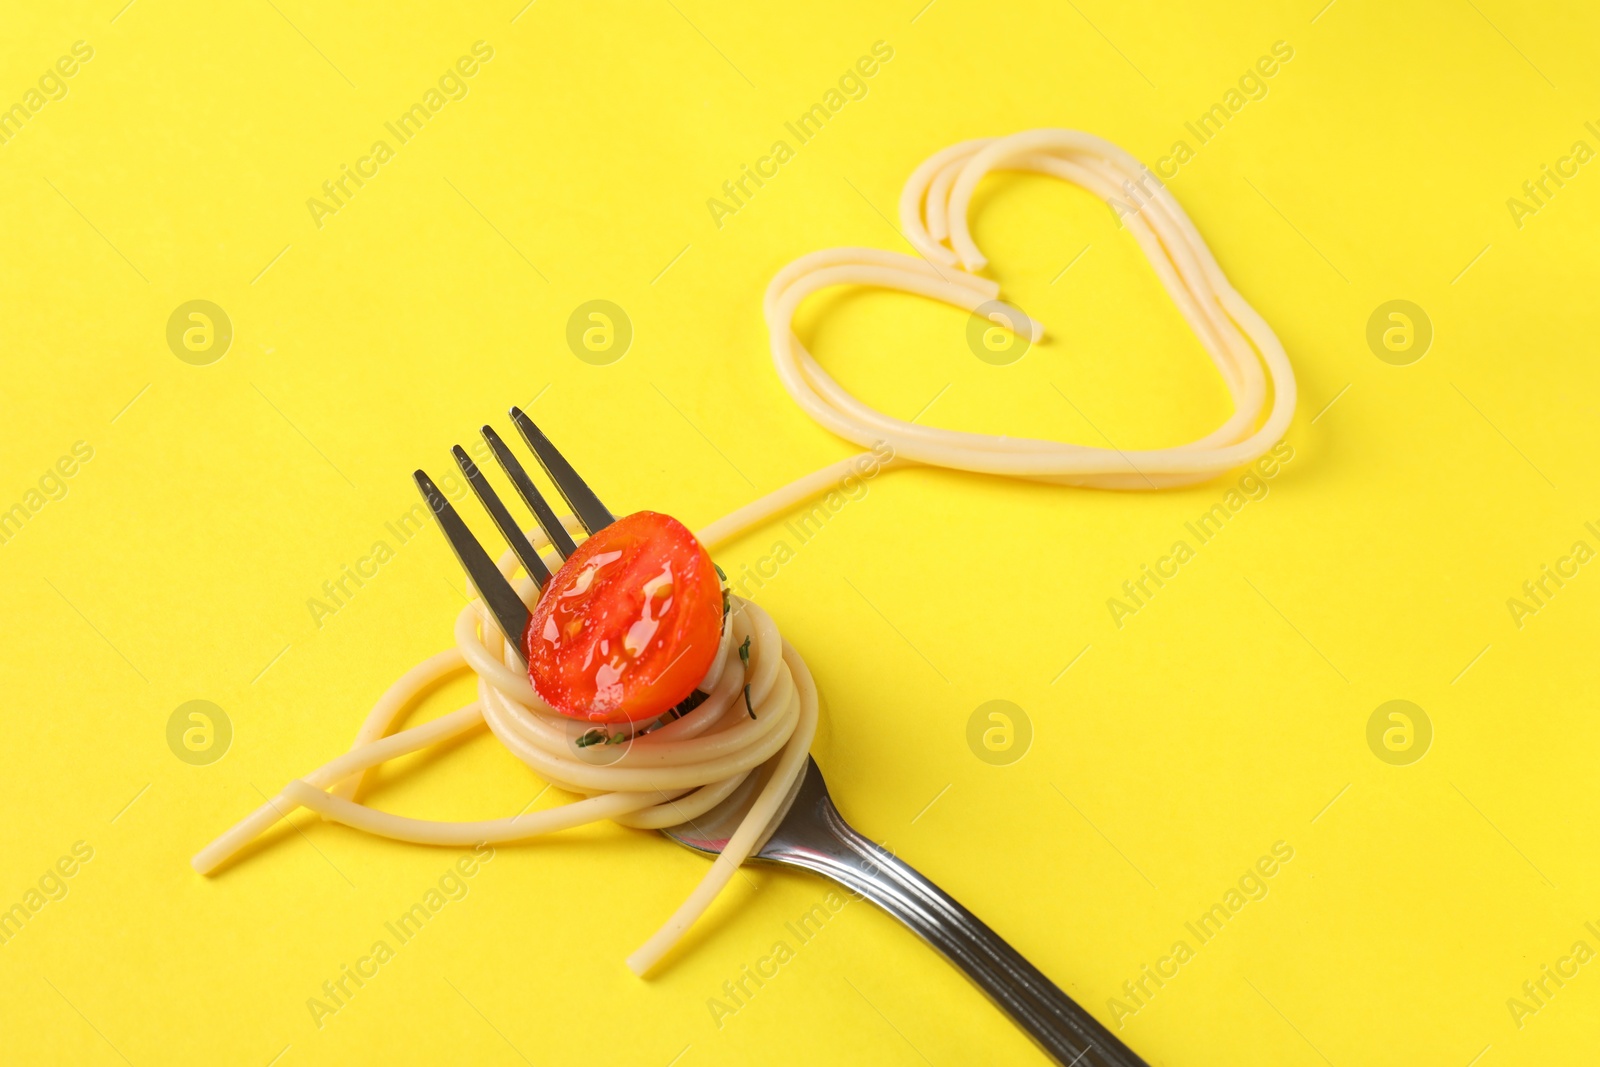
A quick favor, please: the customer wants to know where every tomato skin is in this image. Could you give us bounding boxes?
[523,511,722,723]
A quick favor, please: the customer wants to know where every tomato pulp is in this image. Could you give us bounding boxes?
[523,511,723,723]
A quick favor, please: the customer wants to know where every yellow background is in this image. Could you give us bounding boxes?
[2,0,1597,1064]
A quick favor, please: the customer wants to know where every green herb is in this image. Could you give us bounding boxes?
[607,731,628,746]
[575,729,606,748]
[738,635,751,667]
[713,563,731,618]
[743,684,755,719]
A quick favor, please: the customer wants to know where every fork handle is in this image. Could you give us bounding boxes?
[762,795,1149,1067]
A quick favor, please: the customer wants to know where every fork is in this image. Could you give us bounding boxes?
[416,408,1151,1067]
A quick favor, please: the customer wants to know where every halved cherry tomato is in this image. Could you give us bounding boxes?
[523,510,723,723]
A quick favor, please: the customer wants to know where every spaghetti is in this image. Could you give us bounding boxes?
[194,128,1295,976]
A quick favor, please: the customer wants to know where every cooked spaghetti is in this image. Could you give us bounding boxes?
[194,128,1295,975]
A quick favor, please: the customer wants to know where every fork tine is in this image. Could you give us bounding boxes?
[451,446,552,588]
[510,407,617,535]
[414,469,530,659]
[481,425,580,559]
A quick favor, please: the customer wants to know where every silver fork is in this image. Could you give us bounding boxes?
[416,409,1150,1067]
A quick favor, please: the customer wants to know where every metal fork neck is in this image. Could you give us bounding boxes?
[759,764,1149,1067]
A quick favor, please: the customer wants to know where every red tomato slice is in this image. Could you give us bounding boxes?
[523,511,723,723]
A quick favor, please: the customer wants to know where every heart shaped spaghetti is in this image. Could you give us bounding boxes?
[759,128,1295,491]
